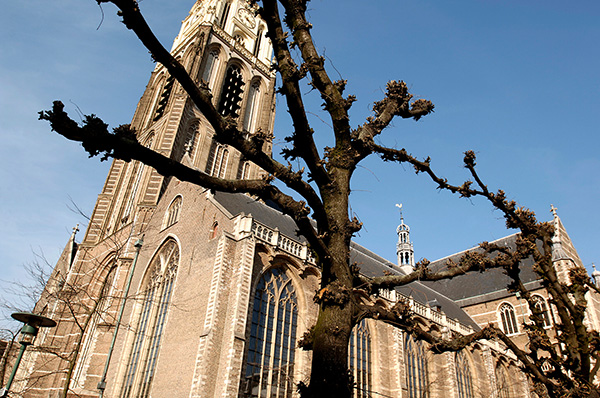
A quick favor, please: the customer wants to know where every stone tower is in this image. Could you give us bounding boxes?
[21,2,276,397]
[396,204,415,274]
[84,0,276,246]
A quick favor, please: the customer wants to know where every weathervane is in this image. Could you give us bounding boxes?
[395,203,403,221]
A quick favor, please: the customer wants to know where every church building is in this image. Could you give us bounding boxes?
[10,1,600,397]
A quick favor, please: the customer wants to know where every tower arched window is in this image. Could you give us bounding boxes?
[404,333,428,398]
[153,74,174,121]
[455,351,474,398]
[253,28,264,57]
[531,295,551,327]
[184,122,201,163]
[121,135,154,226]
[218,1,231,28]
[201,49,220,91]
[349,319,372,398]
[206,139,229,178]
[164,196,182,229]
[121,240,179,398]
[243,82,261,134]
[499,303,519,335]
[218,65,244,117]
[237,160,250,180]
[241,268,298,398]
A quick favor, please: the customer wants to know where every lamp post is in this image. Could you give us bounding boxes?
[0,312,56,397]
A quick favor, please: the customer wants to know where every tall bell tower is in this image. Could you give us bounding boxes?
[83,0,276,246]
[396,204,415,274]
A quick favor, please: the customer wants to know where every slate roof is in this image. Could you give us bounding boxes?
[213,191,480,330]
[350,242,480,329]
[422,234,542,305]
[214,191,307,243]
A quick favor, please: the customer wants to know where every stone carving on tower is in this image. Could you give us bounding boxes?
[395,203,415,274]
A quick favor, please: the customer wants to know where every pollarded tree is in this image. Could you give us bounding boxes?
[39,1,600,397]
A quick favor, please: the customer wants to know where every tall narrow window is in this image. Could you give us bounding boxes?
[253,28,264,57]
[206,139,229,178]
[184,123,201,164]
[121,136,154,226]
[349,319,372,398]
[455,351,474,398]
[499,303,519,335]
[243,82,260,134]
[164,196,182,229]
[531,295,551,327]
[218,65,244,117]
[218,1,231,28]
[121,240,179,398]
[201,49,220,91]
[154,75,174,121]
[241,268,298,398]
[404,333,428,398]
[237,161,250,180]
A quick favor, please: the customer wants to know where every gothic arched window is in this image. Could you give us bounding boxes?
[241,268,298,398]
[121,135,154,226]
[243,82,261,134]
[164,196,182,229]
[455,351,474,398]
[349,319,372,398]
[201,49,220,91]
[218,65,244,117]
[531,295,551,327]
[153,75,174,121]
[404,333,428,398]
[121,240,179,398]
[237,161,250,180]
[499,303,519,335]
[206,139,229,178]
[184,122,201,164]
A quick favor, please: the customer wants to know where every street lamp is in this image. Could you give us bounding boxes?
[0,312,56,397]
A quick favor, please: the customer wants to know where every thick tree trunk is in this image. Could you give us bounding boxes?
[306,304,354,398]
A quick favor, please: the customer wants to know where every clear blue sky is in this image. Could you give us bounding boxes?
[1,1,599,321]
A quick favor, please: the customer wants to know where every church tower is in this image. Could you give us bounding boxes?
[83,0,276,246]
[21,2,277,397]
[396,205,415,274]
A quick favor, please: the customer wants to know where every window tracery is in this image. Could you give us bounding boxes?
[243,82,260,134]
[164,196,182,229]
[499,303,519,335]
[349,319,372,398]
[184,122,201,163]
[121,240,179,398]
[240,268,298,398]
[531,295,551,327]
[404,333,428,398]
[201,48,220,91]
[455,351,474,398]
[218,65,244,117]
[206,139,229,178]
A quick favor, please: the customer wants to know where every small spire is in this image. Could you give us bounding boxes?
[550,204,558,218]
[395,203,403,222]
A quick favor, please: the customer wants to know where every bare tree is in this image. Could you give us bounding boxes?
[0,233,130,398]
[39,1,599,397]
